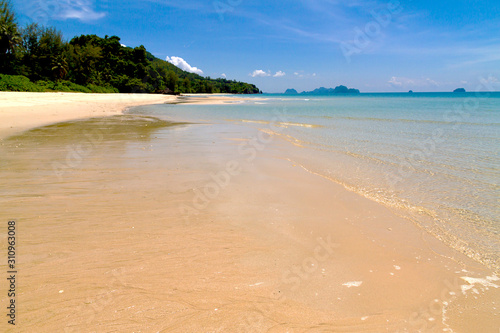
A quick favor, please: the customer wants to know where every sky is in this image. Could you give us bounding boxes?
[11,0,500,93]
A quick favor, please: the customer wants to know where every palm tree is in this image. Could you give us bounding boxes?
[0,0,19,54]
[51,55,68,80]
[0,0,20,72]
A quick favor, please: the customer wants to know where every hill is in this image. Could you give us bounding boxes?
[0,1,260,94]
[284,88,298,95]
[284,85,360,95]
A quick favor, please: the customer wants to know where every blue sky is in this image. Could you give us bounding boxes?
[12,0,500,93]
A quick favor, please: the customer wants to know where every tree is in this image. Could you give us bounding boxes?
[180,77,191,93]
[66,43,102,85]
[0,0,20,72]
[165,70,177,92]
[51,54,68,80]
[18,23,42,78]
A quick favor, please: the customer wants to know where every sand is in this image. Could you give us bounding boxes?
[0,93,498,332]
[0,92,257,140]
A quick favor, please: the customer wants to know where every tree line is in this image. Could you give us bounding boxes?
[0,0,261,94]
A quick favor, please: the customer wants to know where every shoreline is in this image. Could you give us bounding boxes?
[0,92,260,140]
[0,93,498,331]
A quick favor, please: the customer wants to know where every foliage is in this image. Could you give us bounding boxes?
[0,74,44,91]
[0,1,261,94]
[0,0,20,73]
[0,74,119,93]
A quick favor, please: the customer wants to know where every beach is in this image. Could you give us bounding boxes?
[0,92,499,332]
[0,92,261,140]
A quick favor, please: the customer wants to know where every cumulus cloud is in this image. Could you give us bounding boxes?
[250,70,271,77]
[221,73,227,78]
[166,56,204,75]
[273,71,286,77]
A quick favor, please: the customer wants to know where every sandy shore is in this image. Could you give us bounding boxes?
[0,92,257,139]
[0,93,498,332]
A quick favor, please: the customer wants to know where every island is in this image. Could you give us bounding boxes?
[453,88,466,93]
[284,85,360,95]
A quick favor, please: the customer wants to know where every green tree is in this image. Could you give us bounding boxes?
[0,0,20,73]
[51,54,68,80]
[180,77,191,93]
[66,43,102,85]
[165,70,177,92]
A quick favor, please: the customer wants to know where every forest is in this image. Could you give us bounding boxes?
[0,0,261,94]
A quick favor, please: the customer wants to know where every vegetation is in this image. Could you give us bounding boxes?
[284,85,360,95]
[0,0,260,94]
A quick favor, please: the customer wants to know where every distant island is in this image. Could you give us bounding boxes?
[453,88,466,93]
[284,85,360,95]
[0,1,260,94]
[409,90,414,93]
[284,88,299,95]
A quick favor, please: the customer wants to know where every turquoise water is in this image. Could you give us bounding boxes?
[133,92,500,270]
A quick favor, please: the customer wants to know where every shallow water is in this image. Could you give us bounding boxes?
[133,92,500,270]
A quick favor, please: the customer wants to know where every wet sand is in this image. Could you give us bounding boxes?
[0,95,499,332]
[0,92,257,140]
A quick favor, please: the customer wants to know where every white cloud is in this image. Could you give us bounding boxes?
[121,44,127,48]
[388,76,403,87]
[273,71,286,77]
[166,56,204,75]
[56,1,106,21]
[426,78,439,86]
[388,76,446,89]
[479,75,500,90]
[250,70,271,77]
[482,75,498,84]
[221,73,227,78]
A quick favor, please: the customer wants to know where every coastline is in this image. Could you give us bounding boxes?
[0,93,498,332]
[0,92,259,140]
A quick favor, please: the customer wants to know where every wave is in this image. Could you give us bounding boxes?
[226,119,323,128]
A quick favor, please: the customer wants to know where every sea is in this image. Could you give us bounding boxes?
[132,92,500,271]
